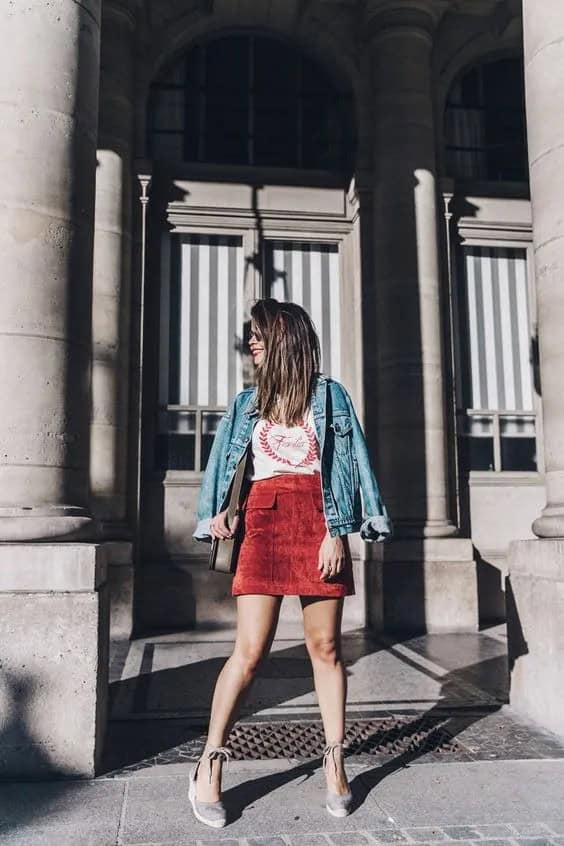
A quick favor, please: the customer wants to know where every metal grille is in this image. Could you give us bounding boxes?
[103,716,469,776]
[228,716,462,760]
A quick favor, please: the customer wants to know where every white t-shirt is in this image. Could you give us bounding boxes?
[247,407,321,481]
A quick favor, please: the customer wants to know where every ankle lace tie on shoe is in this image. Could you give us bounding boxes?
[323,741,345,777]
[204,745,232,784]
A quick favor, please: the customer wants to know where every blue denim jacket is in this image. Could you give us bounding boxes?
[193,374,393,543]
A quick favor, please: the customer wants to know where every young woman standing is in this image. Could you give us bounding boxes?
[191,298,392,828]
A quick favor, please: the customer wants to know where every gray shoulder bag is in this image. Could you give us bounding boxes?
[208,448,250,575]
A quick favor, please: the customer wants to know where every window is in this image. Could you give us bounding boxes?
[456,246,537,472]
[445,57,528,182]
[157,234,246,472]
[148,35,354,171]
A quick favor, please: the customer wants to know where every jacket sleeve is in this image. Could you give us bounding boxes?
[341,385,394,543]
[192,396,237,543]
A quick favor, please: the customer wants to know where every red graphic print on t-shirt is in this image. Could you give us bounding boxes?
[258,420,319,468]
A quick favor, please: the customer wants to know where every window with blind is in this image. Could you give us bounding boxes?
[456,246,537,472]
[157,234,246,471]
[265,241,341,380]
[157,235,343,471]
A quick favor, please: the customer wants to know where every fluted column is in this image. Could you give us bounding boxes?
[0,0,101,540]
[524,0,564,538]
[369,4,456,538]
[91,0,135,535]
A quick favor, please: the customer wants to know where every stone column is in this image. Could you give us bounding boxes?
[365,3,477,633]
[506,0,564,737]
[0,1,109,777]
[0,0,100,541]
[91,0,136,636]
[91,0,135,536]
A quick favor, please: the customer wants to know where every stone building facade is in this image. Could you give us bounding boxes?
[0,0,562,776]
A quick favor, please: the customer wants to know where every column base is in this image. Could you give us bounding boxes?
[0,543,109,778]
[0,506,97,542]
[507,538,564,738]
[532,505,564,538]
[367,538,478,633]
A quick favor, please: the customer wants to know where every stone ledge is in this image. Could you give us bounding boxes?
[0,543,108,592]
[373,537,475,562]
[508,538,564,581]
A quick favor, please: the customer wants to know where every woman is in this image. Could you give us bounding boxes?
[191,298,392,828]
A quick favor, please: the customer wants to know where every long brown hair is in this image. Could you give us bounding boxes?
[250,298,321,425]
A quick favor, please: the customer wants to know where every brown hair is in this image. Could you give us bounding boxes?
[250,298,321,425]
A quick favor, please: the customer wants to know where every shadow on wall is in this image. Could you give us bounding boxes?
[505,574,529,690]
[474,547,507,626]
[0,670,77,836]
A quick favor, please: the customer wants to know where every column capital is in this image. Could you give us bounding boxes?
[364,0,449,40]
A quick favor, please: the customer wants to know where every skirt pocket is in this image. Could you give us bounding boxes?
[243,489,277,539]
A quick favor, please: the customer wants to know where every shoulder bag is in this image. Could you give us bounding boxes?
[208,447,250,575]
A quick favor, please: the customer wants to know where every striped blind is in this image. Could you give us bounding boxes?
[459,247,533,413]
[265,241,341,379]
[160,234,245,410]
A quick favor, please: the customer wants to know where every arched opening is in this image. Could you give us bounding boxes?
[148,33,355,173]
[444,56,528,183]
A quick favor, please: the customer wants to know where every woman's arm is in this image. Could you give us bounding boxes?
[340,385,393,542]
[192,396,237,543]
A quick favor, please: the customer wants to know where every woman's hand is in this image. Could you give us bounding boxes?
[210,509,239,540]
[318,531,345,580]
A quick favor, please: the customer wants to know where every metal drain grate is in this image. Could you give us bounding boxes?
[103,715,469,776]
[228,716,463,760]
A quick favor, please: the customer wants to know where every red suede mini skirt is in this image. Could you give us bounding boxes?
[232,472,355,597]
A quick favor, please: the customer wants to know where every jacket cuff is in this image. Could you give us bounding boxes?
[193,517,212,544]
[360,514,393,543]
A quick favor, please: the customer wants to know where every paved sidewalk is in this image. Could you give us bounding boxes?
[2,755,564,845]
[2,624,564,845]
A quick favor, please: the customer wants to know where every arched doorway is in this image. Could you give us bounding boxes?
[136,33,366,634]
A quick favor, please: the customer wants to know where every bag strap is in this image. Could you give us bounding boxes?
[225,449,250,529]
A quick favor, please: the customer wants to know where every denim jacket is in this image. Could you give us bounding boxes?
[193,374,393,543]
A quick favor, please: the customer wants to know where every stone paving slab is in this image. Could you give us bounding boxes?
[0,779,125,845]
[3,759,564,846]
[363,760,564,826]
[121,766,392,843]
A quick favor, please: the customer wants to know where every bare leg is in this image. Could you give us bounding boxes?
[196,594,283,801]
[301,596,349,795]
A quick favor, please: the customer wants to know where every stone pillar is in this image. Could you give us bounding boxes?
[0,0,100,541]
[0,1,109,776]
[91,0,136,635]
[507,0,564,737]
[92,0,135,535]
[366,3,477,632]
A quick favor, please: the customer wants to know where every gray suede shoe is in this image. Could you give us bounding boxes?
[188,745,231,828]
[323,742,353,817]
